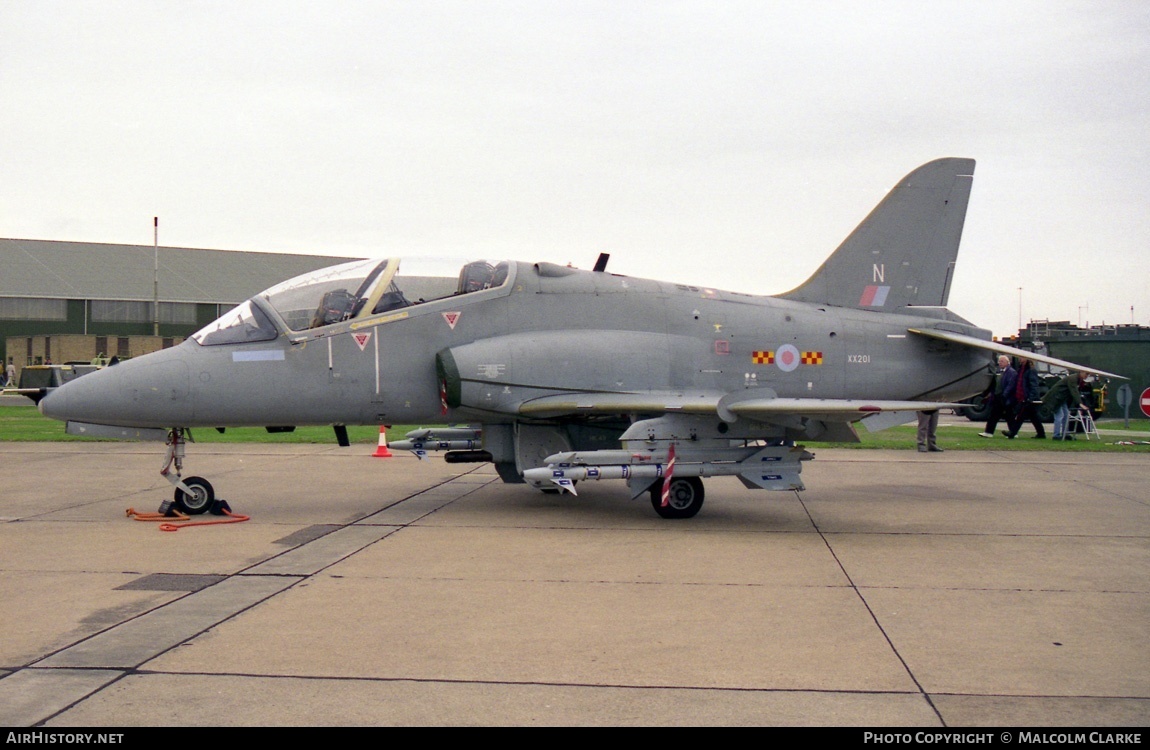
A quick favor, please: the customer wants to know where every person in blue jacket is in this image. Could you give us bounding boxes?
[978,355,1016,438]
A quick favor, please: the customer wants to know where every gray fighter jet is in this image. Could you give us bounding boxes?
[37,158,1122,518]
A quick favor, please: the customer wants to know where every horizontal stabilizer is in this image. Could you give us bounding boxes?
[860,410,921,433]
[908,328,1127,379]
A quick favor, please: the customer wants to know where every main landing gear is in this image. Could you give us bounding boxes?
[158,428,217,516]
[649,476,705,520]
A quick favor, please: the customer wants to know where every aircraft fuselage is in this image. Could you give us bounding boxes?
[40,260,990,432]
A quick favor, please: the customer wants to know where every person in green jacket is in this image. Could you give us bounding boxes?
[1041,372,1086,440]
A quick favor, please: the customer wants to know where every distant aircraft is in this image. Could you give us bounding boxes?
[38,158,1122,518]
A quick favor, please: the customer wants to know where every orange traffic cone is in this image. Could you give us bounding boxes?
[372,426,393,458]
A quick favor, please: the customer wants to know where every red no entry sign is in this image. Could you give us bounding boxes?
[1141,387,1150,418]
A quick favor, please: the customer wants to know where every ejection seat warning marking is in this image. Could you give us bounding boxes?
[232,350,285,362]
[352,332,372,351]
[443,312,461,329]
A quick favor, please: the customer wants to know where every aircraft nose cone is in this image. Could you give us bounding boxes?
[37,352,193,428]
[37,365,122,425]
[37,383,69,419]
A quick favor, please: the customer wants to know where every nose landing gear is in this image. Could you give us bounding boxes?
[157,428,217,516]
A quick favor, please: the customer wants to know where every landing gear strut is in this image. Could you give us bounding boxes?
[158,428,216,515]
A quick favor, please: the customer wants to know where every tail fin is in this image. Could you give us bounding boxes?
[779,158,975,310]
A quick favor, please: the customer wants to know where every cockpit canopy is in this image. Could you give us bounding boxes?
[192,257,510,346]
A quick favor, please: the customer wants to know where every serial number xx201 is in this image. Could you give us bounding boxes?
[848,354,872,364]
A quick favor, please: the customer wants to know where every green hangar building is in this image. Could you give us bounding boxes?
[2,238,354,382]
[1018,321,1150,420]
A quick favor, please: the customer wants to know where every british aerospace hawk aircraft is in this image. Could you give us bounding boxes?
[38,158,1120,518]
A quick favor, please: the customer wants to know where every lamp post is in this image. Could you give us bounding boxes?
[153,217,159,337]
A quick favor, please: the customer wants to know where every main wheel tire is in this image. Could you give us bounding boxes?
[650,476,705,519]
[960,394,991,422]
[173,476,215,515]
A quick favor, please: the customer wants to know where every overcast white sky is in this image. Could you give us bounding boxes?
[3,1,1147,338]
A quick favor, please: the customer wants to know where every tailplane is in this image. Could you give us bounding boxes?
[779,158,975,311]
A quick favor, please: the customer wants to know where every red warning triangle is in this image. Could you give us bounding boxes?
[443,312,461,330]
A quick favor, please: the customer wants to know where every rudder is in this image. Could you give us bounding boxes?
[779,158,975,310]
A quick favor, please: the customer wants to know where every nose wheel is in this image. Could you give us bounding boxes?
[173,476,215,515]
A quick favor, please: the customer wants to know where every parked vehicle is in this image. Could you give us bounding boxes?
[17,363,103,389]
[4,363,105,403]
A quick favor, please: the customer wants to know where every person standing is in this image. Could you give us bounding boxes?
[1004,359,1046,439]
[978,355,1015,438]
[5,359,15,387]
[917,410,943,452]
[1041,371,1087,440]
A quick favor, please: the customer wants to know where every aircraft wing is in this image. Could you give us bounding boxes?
[721,397,966,421]
[518,392,721,419]
[907,327,1127,379]
[518,391,961,422]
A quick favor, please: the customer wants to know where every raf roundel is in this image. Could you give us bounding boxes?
[775,344,801,372]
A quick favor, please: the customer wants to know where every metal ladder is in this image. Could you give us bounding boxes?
[1066,409,1100,440]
